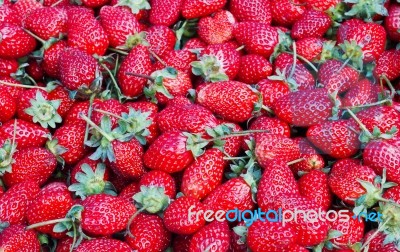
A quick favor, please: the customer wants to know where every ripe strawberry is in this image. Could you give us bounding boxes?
[99,5,141,48]
[26,182,73,238]
[0,58,18,77]
[41,40,67,78]
[245,116,291,147]
[217,120,244,159]
[11,0,43,24]
[385,3,400,42]
[182,0,227,19]
[257,159,300,211]
[318,59,359,94]
[125,101,159,144]
[0,23,37,59]
[273,60,315,91]
[0,5,20,26]
[0,88,16,123]
[0,180,40,224]
[230,222,247,252]
[63,99,102,125]
[183,38,207,50]
[75,238,132,252]
[303,0,340,11]
[291,137,325,173]
[47,86,75,118]
[328,159,376,205]
[59,47,99,91]
[181,148,224,200]
[65,6,94,27]
[247,220,298,252]
[189,221,230,252]
[196,81,259,123]
[296,37,324,61]
[257,79,290,109]
[26,60,44,81]
[237,54,273,84]
[233,22,278,58]
[118,182,139,204]
[163,196,206,235]
[198,10,236,44]
[354,106,400,134]
[70,156,110,184]
[373,49,400,81]
[336,19,364,43]
[146,25,176,57]
[230,0,271,23]
[270,0,306,27]
[274,88,337,127]
[298,170,332,211]
[155,49,196,75]
[25,7,67,40]
[125,213,171,252]
[291,9,331,40]
[139,170,176,199]
[81,0,108,8]
[364,229,398,252]
[342,79,379,108]
[0,224,41,251]
[117,45,153,98]
[149,0,183,26]
[0,119,49,149]
[91,99,128,129]
[383,186,400,203]
[81,194,135,236]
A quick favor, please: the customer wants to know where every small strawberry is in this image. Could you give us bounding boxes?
[296,37,325,61]
[0,119,49,149]
[270,0,306,27]
[217,120,244,159]
[25,7,67,40]
[271,60,315,91]
[119,182,139,204]
[146,25,176,57]
[291,9,331,40]
[0,224,41,251]
[385,3,400,42]
[230,0,271,23]
[75,238,132,252]
[0,58,18,77]
[291,137,325,173]
[0,23,37,59]
[139,170,176,199]
[173,235,192,252]
[149,0,183,26]
[318,59,359,94]
[0,88,16,123]
[373,49,400,81]
[237,54,273,84]
[298,170,332,211]
[257,79,290,109]
[189,221,230,252]
[181,0,227,19]
[342,79,379,108]
[198,10,236,45]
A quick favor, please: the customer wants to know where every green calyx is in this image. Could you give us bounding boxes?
[46,138,67,166]
[232,225,248,245]
[344,0,388,22]
[133,186,170,214]
[68,163,116,199]
[241,166,261,203]
[270,30,293,62]
[379,202,400,241]
[268,68,298,92]
[314,230,344,252]
[114,107,152,145]
[226,139,258,179]
[121,31,149,50]
[336,40,364,70]
[316,40,336,63]
[25,91,62,128]
[191,55,229,82]
[0,139,16,175]
[114,0,150,14]
[205,123,234,150]
[144,67,177,103]
[183,132,210,158]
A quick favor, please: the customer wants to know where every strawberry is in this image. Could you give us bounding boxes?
[0,23,37,59]
[245,116,291,146]
[363,229,398,252]
[342,79,379,108]
[146,25,176,57]
[183,38,207,50]
[81,0,109,8]
[230,0,271,23]
[0,224,41,251]
[47,86,75,118]
[91,98,128,129]
[189,221,230,252]
[75,238,132,252]
[59,47,100,91]
[296,37,324,61]
[385,3,400,42]
[118,182,139,203]
[291,137,325,173]
[173,235,192,252]
[336,19,364,43]
[11,0,43,25]
[0,58,18,77]
[233,22,278,58]
[353,106,400,135]
[274,88,337,127]
[63,99,102,125]
[0,181,40,224]
[139,170,176,199]
[117,44,153,98]
[318,59,359,94]
[0,88,16,123]
[291,9,331,40]
[149,0,183,26]
[383,186,400,203]
[304,0,340,11]
[0,119,49,149]
[41,40,67,78]
[196,81,259,123]
[198,10,236,45]
[181,0,227,19]
[307,119,361,159]
[155,49,196,75]
[0,5,20,26]
[272,60,315,91]
[257,79,290,109]
[25,7,67,40]
[26,182,73,238]
[373,49,400,81]
[99,5,141,48]
[125,213,171,252]
[247,220,298,251]
[298,170,332,211]
[70,156,110,184]
[181,148,224,200]
[237,54,273,84]
[217,120,244,159]
[163,196,206,235]
[81,194,135,236]
[26,60,44,81]
[270,0,306,27]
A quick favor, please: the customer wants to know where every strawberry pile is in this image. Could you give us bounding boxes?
[1,0,400,251]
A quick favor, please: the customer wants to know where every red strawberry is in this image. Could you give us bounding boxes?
[41,40,67,78]
[0,5,20,26]
[237,54,273,84]
[307,119,361,159]
[245,116,291,146]
[198,10,236,45]
[81,194,135,236]
[291,137,325,173]
[181,148,224,200]
[181,0,227,19]
[26,182,73,238]
[0,58,18,77]
[373,49,400,81]
[354,106,400,135]
[47,86,75,118]
[257,79,290,109]
[183,38,207,50]
[385,3,400,42]
[363,229,398,252]
[0,119,49,149]
[118,182,139,204]
[196,81,259,123]
[155,49,196,75]
[189,221,230,252]
[26,60,43,81]
[91,98,128,129]
[139,170,176,199]
[383,186,400,203]
[303,0,340,11]
[0,23,37,59]
[25,7,67,40]
[163,196,206,235]
[117,45,153,98]
[70,156,110,184]
[173,235,192,252]
[59,47,99,91]
[0,88,16,123]
[291,9,331,40]
[233,22,278,58]
[318,59,359,94]
[75,238,132,252]
[336,19,364,43]
[146,25,176,57]
[0,181,40,224]
[217,120,244,159]
[149,0,183,26]
[11,0,43,24]
[0,224,40,251]
[342,79,379,108]
[270,0,306,27]
[296,37,324,61]
[298,170,332,211]
[230,0,271,23]
[81,0,109,8]
[272,60,315,91]
[63,99,102,125]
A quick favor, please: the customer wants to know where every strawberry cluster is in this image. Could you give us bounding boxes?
[0,0,400,251]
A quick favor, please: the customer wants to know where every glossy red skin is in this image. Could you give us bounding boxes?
[153,70,192,105]
[230,0,271,23]
[99,6,141,48]
[117,45,154,98]
[182,0,227,19]
[296,37,324,61]
[257,159,300,211]
[154,49,196,75]
[291,9,331,40]
[353,106,400,134]
[25,7,67,40]
[0,88,16,123]
[0,119,49,149]
[0,224,40,252]
[75,239,132,252]
[139,170,176,199]
[364,229,398,252]
[149,0,183,26]
[146,25,176,57]
[328,210,364,248]
[16,89,48,123]
[189,221,230,252]
[0,23,37,59]
[118,182,139,204]
[303,0,340,11]
[91,99,128,129]
[237,54,273,84]
[0,57,18,76]
[342,79,379,107]
[11,0,43,23]
[291,137,325,173]
[163,196,206,235]
[298,170,332,211]
[0,77,23,101]
[0,5,20,26]
[47,86,75,119]
[173,235,192,252]
[183,38,207,51]
[270,0,306,27]
[26,182,73,239]
[181,148,224,200]
[70,156,109,184]
[144,131,194,173]
[26,60,44,81]
[374,49,400,81]
[383,186,400,204]
[42,40,67,78]
[126,214,171,252]
[328,159,376,205]
[0,180,40,224]
[277,62,315,91]
[81,194,136,236]
[4,147,57,187]
[198,10,236,44]
[233,22,278,58]
[318,60,359,94]
[63,99,102,125]
[258,79,290,109]
[385,3,400,42]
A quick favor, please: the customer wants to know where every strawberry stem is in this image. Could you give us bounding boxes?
[341,99,391,110]
[0,80,47,91]
[108,48,129,55]
[346,108,373,137]
[288,41,297,80]
[287,51,319,73]
[80,113,114,142]
[261,105,275,114]
[147,48,167,67]
[99,63,123,100]
[125,72,154,81]
[22,28,46,44]
[380,75,396,98]
[360,216,392,250]
[287,158,305,166]
[236,45,245,51]
[51,0,64,6]
[94,109,124,121]
[26,218,72,230]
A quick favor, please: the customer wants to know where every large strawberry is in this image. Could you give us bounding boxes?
[148,0,183,26]
[0,23,37,59]
[189,221,230,252]
[298,170,332,211]
[318,59,359,94]
[198,10,236,45]
[237,54,273,84]
[182,0,227,19]
[0,119,49,149]
[25,7,67,40]
[270,0,306,27]
[291,9,331,40]
[75,238,132,252]
[230,0,271,23]
[0,224,41,251]
[353,106,400,135]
